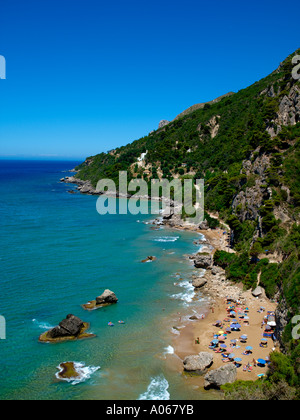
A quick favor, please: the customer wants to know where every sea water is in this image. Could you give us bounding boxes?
[0,160,214,400]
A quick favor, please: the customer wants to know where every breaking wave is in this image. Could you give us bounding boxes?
[153,236,179,243]
[56,362,100,385]
[138,375,170,400]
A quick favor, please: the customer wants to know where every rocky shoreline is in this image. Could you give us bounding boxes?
[59,175,277,392]
[60,176,101,195]
[153,212,278,390]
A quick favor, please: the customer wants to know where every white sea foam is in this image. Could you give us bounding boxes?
[153,236,179,243]
[56,362,100,385]
[171,280,195,305]
[171,327,180,335]
[32,319,54,330]
[163,345,174,355]
[138,375,170,400]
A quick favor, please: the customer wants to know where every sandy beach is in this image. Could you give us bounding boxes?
[167,224,278,386]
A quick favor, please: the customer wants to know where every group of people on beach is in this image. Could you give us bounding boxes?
[207,298,276,376]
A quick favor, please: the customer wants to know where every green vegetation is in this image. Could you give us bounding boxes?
[222,351,300,400]
[75,49,300,398]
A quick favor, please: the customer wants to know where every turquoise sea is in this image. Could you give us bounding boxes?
[0,160,212,400]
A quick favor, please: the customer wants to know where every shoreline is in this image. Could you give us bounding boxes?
[159,220,278,389]
[62,173,278,392]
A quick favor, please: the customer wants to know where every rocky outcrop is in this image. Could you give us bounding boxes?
[277,85,300,127]
[194,253,212,269]
[265,84,300,137]
[39,314,95,342]
[192,276,208,288]
[252,286,264,297]
[141,256,157,263]
[204,364,237,389]
[158,120,170,129]
[96,289,118,305]
[183,352,213,373]
[60,176,100,195]
[82,289,118,310]
[275,297,289,352]
[232,155,272,224]
[207,115,220,139]
[198,220,209,230]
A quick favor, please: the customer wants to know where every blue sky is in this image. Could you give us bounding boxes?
[0,0,299,160]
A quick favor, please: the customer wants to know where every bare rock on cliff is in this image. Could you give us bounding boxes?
[158,120,170,129]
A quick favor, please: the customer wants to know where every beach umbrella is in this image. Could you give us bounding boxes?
[230,339,237,343]
[257,359,266,365]
[220,344,227,348]
[234,358,242,362]
[226,327,231,332]
[240,334,248,340]
[265,325,272,331]
[218,331,224,335]
[244,316,249,320]
[211,339,219,344]
[261,338,268,342]
[228,353,235,359]
[246,346,253,350]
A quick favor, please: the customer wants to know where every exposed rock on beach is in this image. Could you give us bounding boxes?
[204,364,237,390]
[194,253,213,269]
[183,352,213,374]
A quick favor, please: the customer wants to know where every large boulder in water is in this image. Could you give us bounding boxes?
[204,364,237,389]
[82,289,119,310]
[183,352,213,373]
[39,314,95,342]
[95,289,118,305]
[48,314,84,338]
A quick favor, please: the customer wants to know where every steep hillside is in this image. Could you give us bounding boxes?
[74,49,300,395]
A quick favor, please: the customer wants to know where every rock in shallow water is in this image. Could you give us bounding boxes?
[82,289,118,310]
[39,314,95,342]
[96,289,118,305]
